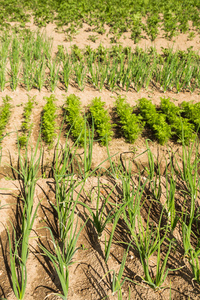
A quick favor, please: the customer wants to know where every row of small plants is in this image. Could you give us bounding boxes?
[0,32,200,92]
[0,94,200,148]
[7,141,41,299]
[42,94,200,147]
[1,0,200,42]
[5,131,200,299]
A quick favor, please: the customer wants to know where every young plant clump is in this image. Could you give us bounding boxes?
[138,98,171,145]
[160,97,195,144]
[19,95,35,147]
[89,97,113,146]
[115,95,144,143]
[63,94,87,145]
[181,101,200,131]
[0,95,12,142]
[41,94,57,146]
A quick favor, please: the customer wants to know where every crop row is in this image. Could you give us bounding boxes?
[3,129,200,299]
[0,32,200,92]
[1,94,200,147]
[1,0,200,42]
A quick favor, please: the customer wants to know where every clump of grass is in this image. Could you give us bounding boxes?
[7,137,42,300]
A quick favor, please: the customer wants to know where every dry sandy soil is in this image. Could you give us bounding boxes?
[0,16,200,300]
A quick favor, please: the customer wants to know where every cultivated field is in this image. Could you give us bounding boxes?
[0,1,200,299]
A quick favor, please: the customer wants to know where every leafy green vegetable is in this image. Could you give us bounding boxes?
[64,94,86,145]
[89,97,113,146]
[41,94,57,146]
[19,95,35,147]
[115,95,144,143]
[138,98,171,145]
[160,97,195,144]
[0,95,12,141]
[181,101,200,130]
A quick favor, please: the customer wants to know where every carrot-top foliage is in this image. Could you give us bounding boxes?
[115,95,144,143]
[19,95,35,147]
[0,95,12,141]
[138,98,171,145]
[89,97,113,146]
[64,94,86,145]
[41,94,57,146]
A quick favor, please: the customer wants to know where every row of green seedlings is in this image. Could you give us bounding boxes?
[17,94,57,149]
[0,32,200,93]
[0,93,199,149]
[7,140,41,300]
[37,94,113,148]
[27,134,200,299]
[18,94,200,148]
[63,95,200,147]
[1,0,199,41]
[116,96,200,146]
[5,123,200,299]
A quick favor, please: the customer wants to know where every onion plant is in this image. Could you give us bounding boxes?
[132,207,179,289]
[165,157,179,232]
[9,35,21,91]
[7,137,42,299]
[107,57,120,91]
[0,33,9,91]
[48,59,60,92]
[39,131,87,300]
[74,118,94,180]
[34,55,46,91]
[22,34,35,91]
[174,135,200,198]
[122,164,148,236]
[80,176,116,239]
[23,59,36,91]
[145,140,162,200]
[102,245,134,298]
[87,52,108,91]
[189,248,200,284]
[173,136,200,258]
[39,221,85,300]
[73,60,86,91]
[62,56,71,92]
